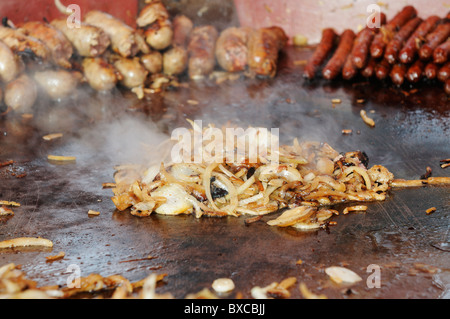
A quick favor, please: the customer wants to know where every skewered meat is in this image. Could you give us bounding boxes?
[398,15,440,64]
[303,28,337,79]
[187,25,219,79]
[84,10,144,57]
[50,19,110,57]
[163,46,188,76]
[112,56,149,89]
[0,40,21,83]
[144,19,173,50]
[215,27,250,73]
[322,29,355,80]
[20,21,73,69]
[247,26,288,78]
[136,0,170,28]
[4,74,38,113]
[0,26,51,64]
[370,5,417,58]
[82,57,121,92]
[172,15,194,48]
[141,51,163,74]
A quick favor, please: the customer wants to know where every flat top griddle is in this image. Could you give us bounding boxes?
[0,46,449,299]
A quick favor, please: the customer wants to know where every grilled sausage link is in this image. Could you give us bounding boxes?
[419,22,450,61]
[82,57,121,92]
[351,12,387,69]
[0,40,21,83]
[187,25,219,79]
[144,19,173,51]
[398,15,440,64]
[375,58,392,80]
[0,26,51,64]
[384,17,422,64]
[113,56,149,89]
[4,74,38,113]
[390,63,407,86]
[33,69,80,100]
[84,10,142,57]
[247,26,288,78]
[172,15,194,48]
[51,19,110,57]
[424,62,439,79]
[304,28,337,79]
[406,59,425,83]
[433,38,450,64]
[137,0,170,28]
[141,51,163,74]
[437,61,450,82]
[322,29,355,80]
[163,46,188,75]
[20,21,73,69]
[370,5,417,58]
[215,27,250,73]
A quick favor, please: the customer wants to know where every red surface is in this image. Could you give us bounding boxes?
[0,0,138,27]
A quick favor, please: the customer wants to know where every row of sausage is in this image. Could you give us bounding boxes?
[0,0,288,114]
[304,6,450,94]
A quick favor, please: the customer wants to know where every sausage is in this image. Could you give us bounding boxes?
[82,57,121,92]
[390,63,407,86]
[303,28,337,79]
[351,13,387,69]
[51,19,110,57]
[370,5,417,58]
[322,29,355,80]
[84,10,143,57]
[360,57,377,78]
[0,40,21,83]
[136,0,170,28]
[433,38,450,64]
[375,58,392,80]
[20,21,73,69]
[113,56,149,89]
[0,26,51,64]
[424,62,439,79]
[398,15,440,64]
[141,51,163,74]
[418,22,450,61]
[215,27,250,72]
[445,78,450,95]
[342,51,358,80]
[33,69,80,100]
[351,28,376,69]
[247,26,287,78]
[437,61,450,82]
[187,25,219,79]
[384,17,422,64]
[144,19,173,51]
[163,46,188,76]
[172,15,194,48]
[4,74,38,113]
[406,59,425,83]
